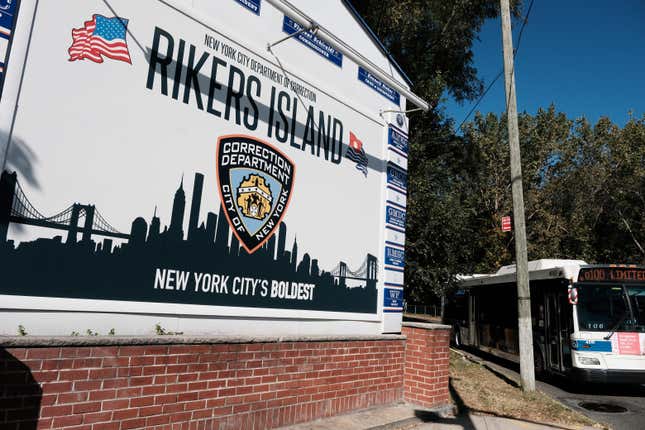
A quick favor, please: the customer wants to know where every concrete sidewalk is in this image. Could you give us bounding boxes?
[278,403,597,430]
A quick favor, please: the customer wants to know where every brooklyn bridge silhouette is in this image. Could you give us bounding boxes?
[0,170,378,313]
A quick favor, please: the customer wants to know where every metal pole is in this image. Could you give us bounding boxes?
[267,23,317,51]
[500,0,535,392]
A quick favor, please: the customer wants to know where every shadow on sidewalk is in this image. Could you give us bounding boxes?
[408,378,579,430]
[408,380,477,430]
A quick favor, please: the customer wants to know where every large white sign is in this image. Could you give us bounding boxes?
[0,0,409,332]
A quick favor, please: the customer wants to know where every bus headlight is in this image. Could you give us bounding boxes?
[578,356,600,366]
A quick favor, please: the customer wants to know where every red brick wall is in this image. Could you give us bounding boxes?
[402,324,451,409]
[1,340,406,430]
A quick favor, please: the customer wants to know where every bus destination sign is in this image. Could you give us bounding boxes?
[578,267,645,283]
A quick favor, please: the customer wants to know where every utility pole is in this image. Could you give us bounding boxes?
[500,0,535,392]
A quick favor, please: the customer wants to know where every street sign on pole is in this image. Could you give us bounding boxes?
[501,216,512,232]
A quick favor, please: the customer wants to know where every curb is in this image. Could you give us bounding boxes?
[366,417,420,430]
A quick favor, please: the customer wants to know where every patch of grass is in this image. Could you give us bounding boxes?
[449,351,606,429]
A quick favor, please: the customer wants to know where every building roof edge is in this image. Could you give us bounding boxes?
[341,0,413,87]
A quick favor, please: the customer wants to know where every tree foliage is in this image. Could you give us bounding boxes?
[352,1,643,304]
[462,108,645,273]
[410,107,645,304]
[351,0,511,103]
[351,0,513,302]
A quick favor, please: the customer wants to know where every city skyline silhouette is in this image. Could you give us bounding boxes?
[0,170,378,314]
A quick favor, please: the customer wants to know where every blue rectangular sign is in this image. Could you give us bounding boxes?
[574,340,612,352]
[358,66,400,105]
[385,246,405,268]
[0,0,19,97]
[387,164,407,190]
[384,288,404,308]
[282,16,343,67]
[234,0,261,15]
[0,0,18,32]
[388,127,408,155]
[386,205,406,229]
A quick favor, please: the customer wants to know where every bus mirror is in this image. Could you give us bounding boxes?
[568,287,578,305]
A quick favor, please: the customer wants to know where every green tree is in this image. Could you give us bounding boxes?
[351,0,518,104]
[460,106,577,271]
[353,0,645,302]
[355,0,643,303]
[404,121,475,303]
[551,115,645,263]
[461,108,645,273]
[352,0,521,303]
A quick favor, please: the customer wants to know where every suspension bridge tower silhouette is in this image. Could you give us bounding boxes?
[0,171,129,244]
[327,254,378,287]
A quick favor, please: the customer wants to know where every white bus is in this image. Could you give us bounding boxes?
[445,260,645,383]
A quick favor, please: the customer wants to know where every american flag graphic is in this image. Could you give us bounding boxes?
[68,15,132,64]
[346,131,369,176]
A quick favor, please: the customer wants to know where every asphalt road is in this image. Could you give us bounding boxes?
[457,349,645,430]
[536,376,644,430]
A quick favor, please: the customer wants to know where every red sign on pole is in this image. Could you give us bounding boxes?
[501,216,512,232]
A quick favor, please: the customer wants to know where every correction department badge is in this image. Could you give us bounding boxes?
[216,135,295,254]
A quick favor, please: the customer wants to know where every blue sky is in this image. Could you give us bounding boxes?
[443,1,645,129]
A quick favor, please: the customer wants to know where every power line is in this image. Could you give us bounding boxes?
[456,0,535,132]
[456,70,504,131]
[514,0,535,55]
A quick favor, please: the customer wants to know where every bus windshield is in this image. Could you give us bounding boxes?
[577,284,645,333]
